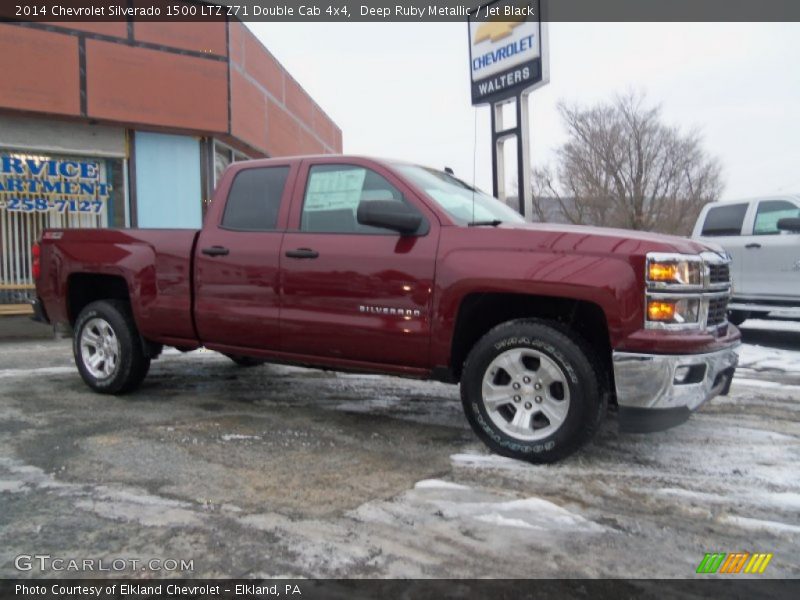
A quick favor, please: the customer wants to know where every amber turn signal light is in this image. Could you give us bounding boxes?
[648,262,679,282]
[647,300,676,321]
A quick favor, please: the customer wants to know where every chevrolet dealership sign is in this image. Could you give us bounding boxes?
[469,0,548,105]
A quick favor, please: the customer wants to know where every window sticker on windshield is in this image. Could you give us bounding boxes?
[305,168,366,212]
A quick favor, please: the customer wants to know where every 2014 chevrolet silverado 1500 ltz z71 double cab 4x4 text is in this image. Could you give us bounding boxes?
[31,156,740,463]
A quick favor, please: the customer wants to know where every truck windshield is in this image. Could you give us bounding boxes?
[393,164,525,226]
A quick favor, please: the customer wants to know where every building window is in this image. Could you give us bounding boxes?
[213,140,251,188]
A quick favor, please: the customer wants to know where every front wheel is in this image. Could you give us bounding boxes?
[73,300,150,394]
[460,319,607,464]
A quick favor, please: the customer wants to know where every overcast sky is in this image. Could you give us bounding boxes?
[248,22,800,200]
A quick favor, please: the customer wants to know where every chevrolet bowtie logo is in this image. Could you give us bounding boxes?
[474,20,524,44]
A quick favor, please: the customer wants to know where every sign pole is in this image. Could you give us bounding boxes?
[469,0,547,220]
[490,92,532,219]
[490,102,505,200]
[516,91,532,218]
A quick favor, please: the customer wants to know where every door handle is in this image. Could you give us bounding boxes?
[285,248,319,259]
[745,243,761,249]
[201,246,230,257]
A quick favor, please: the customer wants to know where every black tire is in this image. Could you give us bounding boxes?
[73,300,151,394]
[727,310,749,326]
[225,354,266,367]
[460,319,607,464]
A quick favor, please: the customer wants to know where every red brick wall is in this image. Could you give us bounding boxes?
[0,24,80,116]
[134,22,227,56]
[228,22,342,156]
[0,21,341,157]
[86,40,228,132]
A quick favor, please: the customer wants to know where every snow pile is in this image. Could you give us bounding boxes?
[0,366,75,379]
[719,515,800,536]
[449,452,531,471]
[736,343,800,373]
[741,319,800,334]
[412,477,604,533]
[414,479,470,490]
[435,496,605,533]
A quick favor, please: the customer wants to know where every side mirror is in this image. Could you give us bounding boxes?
[777,217,800,233]
[357,200,423,235]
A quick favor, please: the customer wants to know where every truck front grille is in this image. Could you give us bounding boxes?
[703,253,732,332]
[708,263,730,285]
[707,296,729,327]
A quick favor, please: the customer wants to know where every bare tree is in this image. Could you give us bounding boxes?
[532,93,723,235]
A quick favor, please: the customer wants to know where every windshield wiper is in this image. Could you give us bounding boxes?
[468,220,503,227]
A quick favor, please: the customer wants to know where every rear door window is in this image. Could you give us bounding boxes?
[700,203,748,236]
[222,166,289,231]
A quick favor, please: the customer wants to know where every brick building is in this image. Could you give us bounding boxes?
[0,19,341,314]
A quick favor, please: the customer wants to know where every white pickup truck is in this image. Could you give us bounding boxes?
[692,195,800,325]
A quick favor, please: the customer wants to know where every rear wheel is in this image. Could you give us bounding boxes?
[460,319,606,464]
[73,300,150,394]
[225,354,266,367]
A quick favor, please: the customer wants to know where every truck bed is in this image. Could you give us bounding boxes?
[38,228,200,343]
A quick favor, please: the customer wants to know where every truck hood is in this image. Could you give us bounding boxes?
[488,221,719,257]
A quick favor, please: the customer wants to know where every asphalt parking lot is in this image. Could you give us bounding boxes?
[0,320,798,579]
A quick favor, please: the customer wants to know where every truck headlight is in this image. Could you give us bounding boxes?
[646,255,703,287]
[646,297,701,326]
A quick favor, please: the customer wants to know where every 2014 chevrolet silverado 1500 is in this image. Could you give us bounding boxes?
[31,156,740,463]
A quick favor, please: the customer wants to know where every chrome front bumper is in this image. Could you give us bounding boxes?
[613,346,739,433]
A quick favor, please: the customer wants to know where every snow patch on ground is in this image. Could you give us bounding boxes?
[161,347,217,357]
[414,479,470,490]
[335,397,403,413]
[0,366,75,379]
[733,377,800,391]
[450,452,531,471]
[748,491,800,511]
[474,514,541,529]
[76,487,202,528]
[221,434,261,441]
[719,515,800,536]
[741,319,800,333]
[0,457,205,528]
[656,487,800,512]
[736,343,800,373]
[239,512,383,574]
[430,496,605,533]
[0,480,28,493]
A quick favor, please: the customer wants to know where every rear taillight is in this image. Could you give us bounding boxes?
[31,242,40,280]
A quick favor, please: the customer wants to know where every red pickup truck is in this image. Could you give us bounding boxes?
[32,155,740,463]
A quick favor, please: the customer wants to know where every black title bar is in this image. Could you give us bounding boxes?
[3,0,800,22]
[1,579,799,600]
